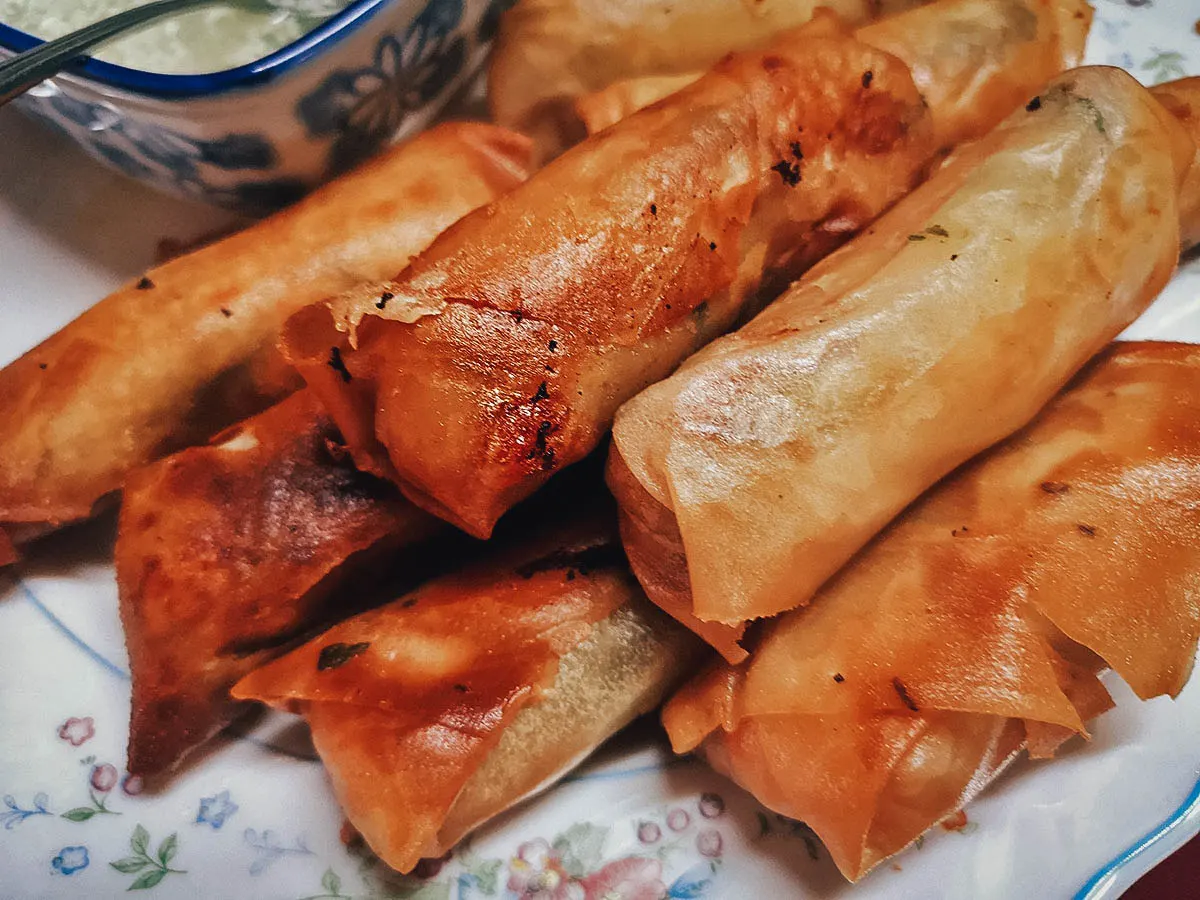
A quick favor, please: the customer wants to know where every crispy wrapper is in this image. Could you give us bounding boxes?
[663,341,1200,880]
[116,391,444,778]
[0,123,532,540]
[609,67,1191,653]
[575,0,1092,147]
[489,0,927,160]
[285,18,943,538]
[1152,77,1200,249]
[233,518,703,873]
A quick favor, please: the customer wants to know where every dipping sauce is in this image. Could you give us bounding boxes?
[0,0,348,74]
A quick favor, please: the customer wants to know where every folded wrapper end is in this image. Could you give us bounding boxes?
[233,515,708,873]
[606,449,749,663]
[117,390,447,780]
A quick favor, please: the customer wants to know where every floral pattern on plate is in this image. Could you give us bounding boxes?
[0,2,1199,898]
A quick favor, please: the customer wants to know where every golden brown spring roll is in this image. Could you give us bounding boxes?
[575,0,1093,148]
[233,516,703,873]
[116,391,444,778]
[0,123,532,545]
[489,0,928,160]
[662,340,1200,881]
[291,10,1080,541]
[1152,77,1200,248]
[609,66,1192,659]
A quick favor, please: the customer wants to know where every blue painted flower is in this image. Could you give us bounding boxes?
[51,846,89,875]
[196,790,238,829]
[297,0,468,172]
[666,862,717,899]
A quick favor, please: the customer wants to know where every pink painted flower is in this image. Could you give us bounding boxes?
[506,839,584,900]
[636,821,661,845]
[581,857,665,900]
[696,828,723,858]
[89,763,118,793]
[666,808,690,832]
[698,793,725,819]
[57,717,94,747]
[121,774,144,796]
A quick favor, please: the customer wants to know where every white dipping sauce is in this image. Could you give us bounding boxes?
[1,0,349,74]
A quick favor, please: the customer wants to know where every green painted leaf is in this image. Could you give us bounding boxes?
[128,868,167,891]
[552,822,608,878]
[397,884,451,900]
[321,868,342,896]
[61,807,96,822]
[131,824,150,856]
[156,833,178,866]
[469,858,502,894]
[110,857,150,874]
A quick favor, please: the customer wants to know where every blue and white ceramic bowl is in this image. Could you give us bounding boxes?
[0,0,509,214]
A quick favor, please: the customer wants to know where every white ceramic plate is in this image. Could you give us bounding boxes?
[2,4,1200,898]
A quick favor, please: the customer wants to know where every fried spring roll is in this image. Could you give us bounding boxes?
[0,123,532,545]
[575,0,1093,148]
[233,518,703,873]
[116,391,444,778]
[292,9,1086,541]
[608,67,1192,658]
[489,0,928,160]
[1152,77,1200,248]
[662,341,1200,881]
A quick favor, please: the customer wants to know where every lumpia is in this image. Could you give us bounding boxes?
[288,4,1085,540]
[0,123,532,544]
[489,0,928,160]
[575,0,1093,150]
[662,340,1200,880]
[233,516,702,873]
[116,391,443,778]
[609,66,1192,657]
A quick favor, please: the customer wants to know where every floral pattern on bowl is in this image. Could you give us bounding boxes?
[0,0,509,213]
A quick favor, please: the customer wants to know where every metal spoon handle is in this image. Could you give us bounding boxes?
[0,0,219,106]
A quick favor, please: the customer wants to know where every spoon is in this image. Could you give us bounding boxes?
[0,0,335,106]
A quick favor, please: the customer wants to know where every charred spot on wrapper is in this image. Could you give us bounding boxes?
[1078,523,1097,537]
[328,347,352,383]
[833,673,845,683]
[530,382,550,403]
[1026,96,1042,112]
[925,224,949,238]
[317,642,370,671]
[376,291,394,310]
[527,420,556,470]
[892,677,919,712]
[220,308,233,318]
[861,71,873,89]
[548,340,558,352]
[1041,481,1070,494]
[772,159,801,187]
[136,276,155,290]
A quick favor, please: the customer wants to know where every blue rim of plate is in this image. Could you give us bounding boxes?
[8,566,1200,895]
[0,0,395,100]
[1072,775,1200,900]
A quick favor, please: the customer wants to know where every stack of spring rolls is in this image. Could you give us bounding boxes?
[3,0,1200,884]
